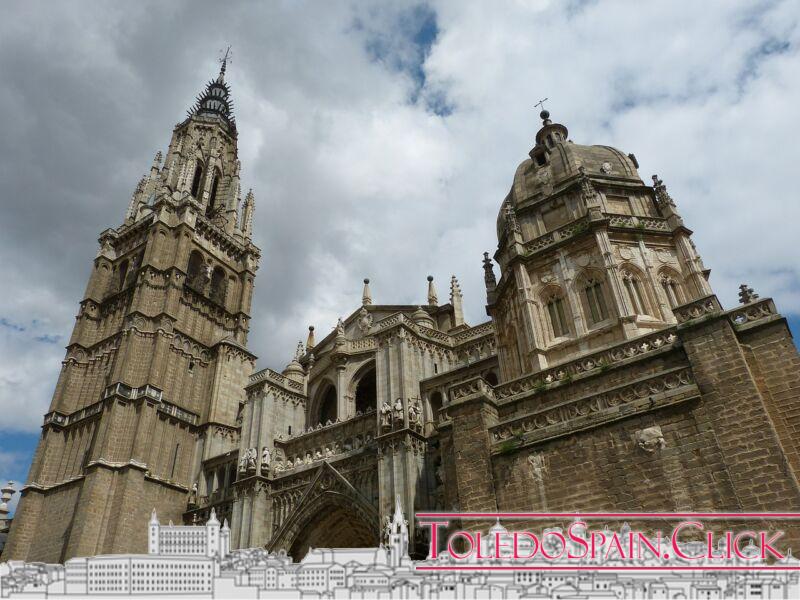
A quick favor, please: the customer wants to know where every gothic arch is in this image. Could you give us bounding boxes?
[349,361,377,415]
[210,266,227,305]
[309,381,337,426]
[574,268,612,327]
[186,250,205,289]
[618,263,656,317]
[269,463,379,560]
[539,284,571,341]
[657,266,686,309]
[206,167,222,216]
[190,159,205,198]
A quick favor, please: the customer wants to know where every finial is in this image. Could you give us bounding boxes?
[450,275,465,327]
[535,98,549,125]
[218,45,232,82]
[578,165,599,205]
[738,284,759,305]
[449,275,462,299]
[427,275,438,306]
[483,252,497,291]
[651,174,676,207]
[362,278,373,306]
[503,201,521,236]
[241,189,255,239]
[306,325,315,351]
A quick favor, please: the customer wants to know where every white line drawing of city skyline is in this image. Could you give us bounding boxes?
[2,498,799,599]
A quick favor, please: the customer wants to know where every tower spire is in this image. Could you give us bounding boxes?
[218,45,231,83]
[188,54,236,133]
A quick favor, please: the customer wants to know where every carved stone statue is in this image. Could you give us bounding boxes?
[260,447,271,474]
[188,482,198,506]
[325,446,333,458]
[357,307,373,334]
[380,401,392,429]
[393,398,404,423]
[408,401,421,426]
[314,449,322,460]
[245,447,258,472]
[238,455,247,473]
[383,515,392,545]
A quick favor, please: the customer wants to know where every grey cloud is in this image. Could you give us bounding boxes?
[1,0,799,434]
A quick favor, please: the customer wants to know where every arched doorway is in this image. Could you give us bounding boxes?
[288,503,378,560]
[270,464,380,561]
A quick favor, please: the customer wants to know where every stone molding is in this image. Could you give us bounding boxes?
[493,328,681,402]
[490,367,697,452]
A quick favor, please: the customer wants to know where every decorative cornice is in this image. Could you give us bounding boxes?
[490,367,698,453]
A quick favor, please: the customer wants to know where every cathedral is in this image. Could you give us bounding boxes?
[5,60,800,564]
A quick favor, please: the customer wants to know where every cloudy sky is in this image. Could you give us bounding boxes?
[1,0,799,511]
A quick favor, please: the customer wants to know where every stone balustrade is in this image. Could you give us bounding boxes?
[249,367,304,392]
[44,382,199,429]
[271,409,377,475]
[673,294,723,324]
[728,298,777,327]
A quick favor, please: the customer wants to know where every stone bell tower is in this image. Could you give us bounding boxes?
[485,109,712,381]
[4,56,261,563]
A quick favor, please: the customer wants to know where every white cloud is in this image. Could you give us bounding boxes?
[0,0,798,436]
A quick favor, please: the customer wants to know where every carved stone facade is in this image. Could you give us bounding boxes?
[6,76,800,564]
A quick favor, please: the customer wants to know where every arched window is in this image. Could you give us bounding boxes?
[621,270,649,316]
[544,290,570,338]
[579,273,609,325]
[210,266,226,304]
[485,372,499,386]
[659,270,684,308]
[354,366,376,414]
[118,259,129,291]
[317,385,337,425]
[186,250,205,290]
[190,161,204,198]
[206,168,221,217]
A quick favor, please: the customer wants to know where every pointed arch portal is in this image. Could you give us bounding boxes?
[269,462,379,561]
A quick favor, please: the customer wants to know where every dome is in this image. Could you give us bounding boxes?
[497,113,642,239]
[411,306,436,329]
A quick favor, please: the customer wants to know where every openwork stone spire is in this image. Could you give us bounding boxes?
[188,58,236,133]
